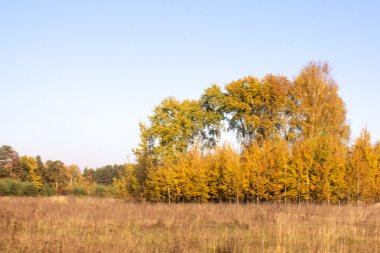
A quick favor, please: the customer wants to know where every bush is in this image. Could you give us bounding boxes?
[0,179,37,196]
[94,184,115,197]
[0,179,9,195]
[40,183,55,196]
[21,181,38,196]
[73,186,87,196]
[8,180,23,196]
[64,182,89,196]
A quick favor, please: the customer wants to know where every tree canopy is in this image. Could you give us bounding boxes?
[2,61,380,204]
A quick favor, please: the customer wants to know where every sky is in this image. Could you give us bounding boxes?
[1,1,379,169]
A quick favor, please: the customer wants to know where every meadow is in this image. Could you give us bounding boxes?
[0,197,379,252]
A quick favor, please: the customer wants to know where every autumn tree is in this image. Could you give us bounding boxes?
[130,61,380,204]
[214,144,248,203]
[135,97,222,163]
[83,168,95,184]
[285,61,351,204]
[293,61,350,142]
[310,136,347,203]
[66,165,81,187]
[347,128,378,203]
[113,164,140,199]
[143,156,177,202]
[222,75,294,147]
[168,147,213,202]
[134,98,201,170]
[263,139,294,202]
[373,142,380,200]
[134,95,225,193]
[19,156,43,189]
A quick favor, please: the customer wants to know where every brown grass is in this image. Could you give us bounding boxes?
[0,197,379,252]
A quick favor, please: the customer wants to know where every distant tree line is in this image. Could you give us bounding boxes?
[1,61,380,204]
[0,145,129,197]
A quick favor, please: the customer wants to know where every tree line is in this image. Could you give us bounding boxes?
[133,61,379,204]
[0,146,128,197]
[1,61,379,203]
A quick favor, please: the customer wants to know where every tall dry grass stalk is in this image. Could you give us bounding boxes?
[0,197,379,252]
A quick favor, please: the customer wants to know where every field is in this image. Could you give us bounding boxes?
[0,197,380,252]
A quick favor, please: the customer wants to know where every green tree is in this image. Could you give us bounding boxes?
[199,84,225,147]
[135,98,216,162]
[35,155,44,183]
[0,145,20,178]
[93,165,119,185]
[44,160,69,194]
[134,96,225,193]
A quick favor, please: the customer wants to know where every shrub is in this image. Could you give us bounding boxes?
[21,181,38,196]
[0,179,9,195]
[0,179,37,196]
[8,180,23,196]
[94,184,115,197]
[73,186,87,196]
[40,183,55,196]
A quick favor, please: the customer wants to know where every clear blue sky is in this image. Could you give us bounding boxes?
[1,1,379,168]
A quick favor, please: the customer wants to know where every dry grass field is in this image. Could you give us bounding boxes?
[0,197,380,253]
